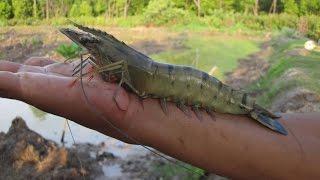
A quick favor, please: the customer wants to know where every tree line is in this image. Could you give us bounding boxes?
[0,0,319,20]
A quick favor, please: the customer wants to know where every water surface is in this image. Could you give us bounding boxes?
[0,98,147,158]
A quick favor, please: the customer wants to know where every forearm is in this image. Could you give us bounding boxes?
[1,60,319,179]
[125,97,320,179]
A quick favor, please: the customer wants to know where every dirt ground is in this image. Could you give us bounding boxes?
[225,42,272,90]
[0,26,186,63]
[0,117,102,180]
[1,117,200,180]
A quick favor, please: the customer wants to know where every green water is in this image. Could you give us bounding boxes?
[151,34,260,80]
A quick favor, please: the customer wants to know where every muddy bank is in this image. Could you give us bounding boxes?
[225,43,272,89]
[0,117,200,180]
[271,88,320,113]
[0,117,103,179]
[225,43,320,113]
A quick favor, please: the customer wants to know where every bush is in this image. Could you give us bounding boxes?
[143,0,188,26]
[56,43,82,59]
[0,0,13,19]
[306,15,320,40]
[69,1,93,17]
[12,0,33,19]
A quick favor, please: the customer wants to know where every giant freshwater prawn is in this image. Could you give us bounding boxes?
[59,21,288,176]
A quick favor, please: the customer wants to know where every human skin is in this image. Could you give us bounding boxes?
[0,57,319,179]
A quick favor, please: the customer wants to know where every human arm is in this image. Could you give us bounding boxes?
[0,58,319,179]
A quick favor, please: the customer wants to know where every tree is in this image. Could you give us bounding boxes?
[79,0,93,16]
[0,0,13,19]
[46,0,49,19]
[130,0,150,15]
[311,0,320,15]
[269,0,277,14]
[233,0,255,14]
[69,0,93,17]
[144,0,185,25]
[124,0,131,18]
[193,0,200,16]
[302,0,320,15]
[216,0,234,11]
[284,0,299,15]
[253,0,259,16]
[69,2,80,17]
[94,0,107,16]
[33,0,38,18]
[12,0,33,19]
[53,0,74,17]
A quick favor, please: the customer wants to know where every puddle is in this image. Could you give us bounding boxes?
[0,98,147,155]
[0,98,109,145]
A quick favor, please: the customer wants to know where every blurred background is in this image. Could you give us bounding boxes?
[0,0,319,179]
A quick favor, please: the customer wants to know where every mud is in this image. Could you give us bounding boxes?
[0,117,103,180]
[225,43,320,114]
[269,68,320,112]
[225,43,272,89]
[271,88,320,113]
[0,117,197,180]
[0,28,61,63]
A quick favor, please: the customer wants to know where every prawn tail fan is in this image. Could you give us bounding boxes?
[249,107,288,135]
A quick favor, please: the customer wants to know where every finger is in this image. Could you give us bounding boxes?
[44,61,93,77]
[24,57,57,67]
[0,59,90,77]
[0,61,22,73]
[0,60,45,74]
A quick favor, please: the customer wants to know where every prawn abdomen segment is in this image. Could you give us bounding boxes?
[129,61,247,114]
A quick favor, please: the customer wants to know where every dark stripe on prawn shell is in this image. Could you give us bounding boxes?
[168,65,175,85]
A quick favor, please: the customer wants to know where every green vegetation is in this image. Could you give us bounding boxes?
[0,0,319,39]
[247,29,320,106]
[152,161,205,180]
[152,34,260,79]
[29,106,47,121]
[20,35,43,48]
[56,43,82,59]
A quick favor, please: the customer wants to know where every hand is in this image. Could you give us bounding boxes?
[0,57,139,143]
[1,57,319,179]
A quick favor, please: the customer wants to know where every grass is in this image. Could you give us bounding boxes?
[29,106,47,121]
[151,34,260,79]
[152,161,205,180]
[56,43,82,59]
[247,37,320,107]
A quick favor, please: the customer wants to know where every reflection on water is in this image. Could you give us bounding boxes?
[0,98,109,145]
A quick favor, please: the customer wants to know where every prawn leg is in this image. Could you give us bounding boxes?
[97,60,141,96]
